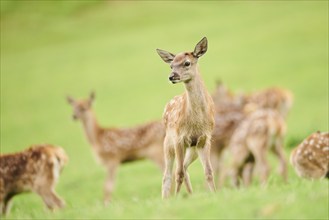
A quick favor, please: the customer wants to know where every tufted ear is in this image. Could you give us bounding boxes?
[156,49,175,63]
[89,91,95,105]
[193,37,208,58]
[67,96,75,105]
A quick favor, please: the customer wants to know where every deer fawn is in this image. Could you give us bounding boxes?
[246,87,293,119]
[67,92,165,204]
[228,108,287,187]
[210,83,293,187]
[0,144,68,215]
[210,82,246,188]
[156,37,216,198]
[290,131,329,179]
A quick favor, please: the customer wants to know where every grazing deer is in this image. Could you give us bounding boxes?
[0,144,68,216]
[228,108,287,187]
[290,131,329,179]
[67,92,165,204]
[156,37,216,198]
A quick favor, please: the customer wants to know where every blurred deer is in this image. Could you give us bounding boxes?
[67,92,165,204]
[245,87,293,119]
[228,108,287,187]
[156,37,215,198]
[211,82,293,187]
[210,81,246,188]
[0,144,68,215]
[290,131,329,179]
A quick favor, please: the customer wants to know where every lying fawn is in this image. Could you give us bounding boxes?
[228,108,287,187]
[0,144,68,215]
[290,131,329,179]
[67,92,165,204]
[156,37,216,198]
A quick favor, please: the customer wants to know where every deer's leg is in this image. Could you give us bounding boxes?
[249,137,270,186]
[174,142,186,195]
[242,160,255,187]
[103,161,119,206]
[197,137,216,192]
[1,193,15,216]
[36,188,65,210]
[162,136,175,199]
[272,136,288,183]
[183,147,198,194]
[229,145,249,188]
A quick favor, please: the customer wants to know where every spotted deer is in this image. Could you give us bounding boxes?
[67,92,165,204]
[156,37,216,198]
[0,144,68,215]
[210,82,246,187]
[246,87,293,119]
[210,83,293,187]
[290,131,329,179]
[228,108,287,187]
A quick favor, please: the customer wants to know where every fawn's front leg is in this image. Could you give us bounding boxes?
[197,137,216,192]
[104,161,119,206]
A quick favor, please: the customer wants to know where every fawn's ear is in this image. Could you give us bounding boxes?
[89,91,95,105]
[215,79,222,87]
[193,37,208,58]
[67,96,75,105]
[156,49,175,63]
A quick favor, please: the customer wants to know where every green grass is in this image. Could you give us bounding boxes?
[1,1,328,219]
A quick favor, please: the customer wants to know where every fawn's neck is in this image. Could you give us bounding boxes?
[80,110,101,146]
[184,67,208,113]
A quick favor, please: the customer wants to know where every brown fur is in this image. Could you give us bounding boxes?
[228,109,287,187]
[0,144,68,215]
[157,37,216,198]
[210,83,292,187]
[290,131,329,179]
[67,92,165,204]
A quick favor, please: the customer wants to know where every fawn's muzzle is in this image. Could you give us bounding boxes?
[169,72,180,83]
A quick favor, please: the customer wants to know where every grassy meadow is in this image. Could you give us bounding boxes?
[1,1,328,219]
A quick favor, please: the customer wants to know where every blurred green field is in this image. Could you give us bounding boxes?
[1,1,328,219]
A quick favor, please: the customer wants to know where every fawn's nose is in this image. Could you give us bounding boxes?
[169,72,179,82]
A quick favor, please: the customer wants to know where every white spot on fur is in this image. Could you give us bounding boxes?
[322,147,329,151]
[309,139,314,145]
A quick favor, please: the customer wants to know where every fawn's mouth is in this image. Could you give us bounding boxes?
[170,79,180,84]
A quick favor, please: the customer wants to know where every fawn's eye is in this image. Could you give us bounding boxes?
[184,61,191,67]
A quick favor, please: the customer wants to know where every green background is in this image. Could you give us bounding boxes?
[1,1,328,219]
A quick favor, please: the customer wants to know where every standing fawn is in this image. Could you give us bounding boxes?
[210,83,293,187]
[228,108,287,187]
[290,131,329,179]
[0,144,68,215]
[210,82,246,188]
[67,92,165,204]
[156,37,216,198]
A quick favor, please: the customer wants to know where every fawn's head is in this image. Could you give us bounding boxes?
[67,92,95,120]
[156,37,208,84]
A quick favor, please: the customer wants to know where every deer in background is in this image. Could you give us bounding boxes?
[67,92,165,204]
[228,107,287,187]
[245,87,293,119]
[210,82,293,187]
[156,37,216,198]
[210,82,246,188]
[290,131,329,179]
[0,144,68,215]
